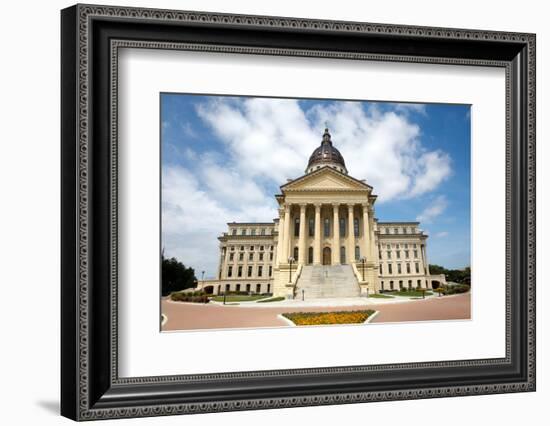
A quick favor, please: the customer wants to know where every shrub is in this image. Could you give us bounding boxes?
[443,284,470,295]
[170,292,209,303]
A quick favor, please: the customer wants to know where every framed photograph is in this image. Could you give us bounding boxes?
[61,4,536,421]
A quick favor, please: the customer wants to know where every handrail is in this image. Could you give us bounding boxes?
[291,264,303,298]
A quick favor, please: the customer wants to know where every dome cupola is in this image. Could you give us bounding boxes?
[306,128,348,174]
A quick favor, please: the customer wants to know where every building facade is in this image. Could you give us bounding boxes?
[198,129,445,297]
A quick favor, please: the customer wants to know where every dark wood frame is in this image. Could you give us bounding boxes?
[61,4,536,421]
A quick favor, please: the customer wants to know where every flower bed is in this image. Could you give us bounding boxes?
[282,310,375,326]
[170,291,209,303]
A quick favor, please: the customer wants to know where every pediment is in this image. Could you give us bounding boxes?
[281,167,371,192]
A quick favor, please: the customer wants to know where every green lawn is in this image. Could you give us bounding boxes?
[387,290,433,297]
[369,293,395,299]
[210,294,268,303]
[256,296,286,303]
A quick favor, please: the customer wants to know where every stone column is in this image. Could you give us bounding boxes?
[298,204,307,264]
[314,204,321,265]
[276,208,285,266]
[347,204,355,264]
[362,203,370,261]
[282,204,292,263]
[332,203,340,265]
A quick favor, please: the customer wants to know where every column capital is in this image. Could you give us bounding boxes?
[299,203,308,210]
[284,203,292,212]
[332,202,341,209]
[314,203,322,211]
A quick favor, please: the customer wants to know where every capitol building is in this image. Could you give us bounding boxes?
[198,128,446,298]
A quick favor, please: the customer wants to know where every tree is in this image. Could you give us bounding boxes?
[161,256,197,296]
[429,264,471,286]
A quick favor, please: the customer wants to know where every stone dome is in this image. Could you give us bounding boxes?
[306,128,348,174]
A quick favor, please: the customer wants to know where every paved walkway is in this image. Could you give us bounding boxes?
[161,293,470,331]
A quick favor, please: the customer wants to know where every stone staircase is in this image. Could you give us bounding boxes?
[295,265,360,299]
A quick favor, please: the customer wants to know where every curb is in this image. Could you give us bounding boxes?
[364,310,380,324]
[277,314,297,327]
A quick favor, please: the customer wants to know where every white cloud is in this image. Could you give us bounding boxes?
[196,98,452,202]
[162,165,276,278]
[435,231,449,238]
[416,196,448,223]
[393,103,428,116]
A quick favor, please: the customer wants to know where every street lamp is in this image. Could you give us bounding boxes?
[360,256,367,281]
[288,256,295,283]
[201,270,205,281]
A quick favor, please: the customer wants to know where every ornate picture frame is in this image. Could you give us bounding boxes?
[61,4,535,420]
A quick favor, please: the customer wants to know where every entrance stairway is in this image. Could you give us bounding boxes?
[295,265,360,299]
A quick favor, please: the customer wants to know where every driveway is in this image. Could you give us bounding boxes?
[161,293,470,331]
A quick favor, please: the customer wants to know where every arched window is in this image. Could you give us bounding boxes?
[340,246,346,264]
[293,246,299,260]
[308,247,314,264]
[308,218,315,237]
[355,246,360,260]
[354,218,359,237]
[294,218,300,237]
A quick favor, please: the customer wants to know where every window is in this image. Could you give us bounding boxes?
[340,246,346,264]
[353,218,359,237]
[378,250,382,259]
[385,228,389,234]
[250,245,254,251]
[396,250,401,259]
[405,250,410,259]
[381,281,385,290]
[231,229,237,235]
[260,245,264,251]
[388,264,393,274]
[229,253,234,261]
[260,228,265,236]
[247,253,252,261]
[399,280,403,289]
[230,246,235,251]
[394,227,399,234]
[227,266,233,277]
[241,229,246,235]
[387,250,392,259]
[267,284,271,293]
[404,243,409,249]
[403,227,408,234]
[237,266,242,277]
[294,218,300,237]
[408,280,412,289]
[379,264,383,274]
[386,244,391,249]
[269,266,272,277]
[308,247,313,264]
[225,284,230,292]
[397,263,402,274]
[355,246,360,261]
[339,217,346,237]
[415,262,419,273]
[236,284,241,292]
[251,229,256,236]
[417,279,421,288]
[414,250,418,258]
[390,280,394,290]
[406,263,411,274]
[259,253,264,261]
[258,266,263,277]
[308,218,315,237]
[246,284,251,292]
[270,245,273,251]
[324,218,331,237]
[293,247,299,260]
[256,284,261,293]
[240,245,244,251]
[247,266,252,277]
[270,252,273,261]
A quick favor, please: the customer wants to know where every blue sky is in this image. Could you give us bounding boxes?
[161,93,471,278]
